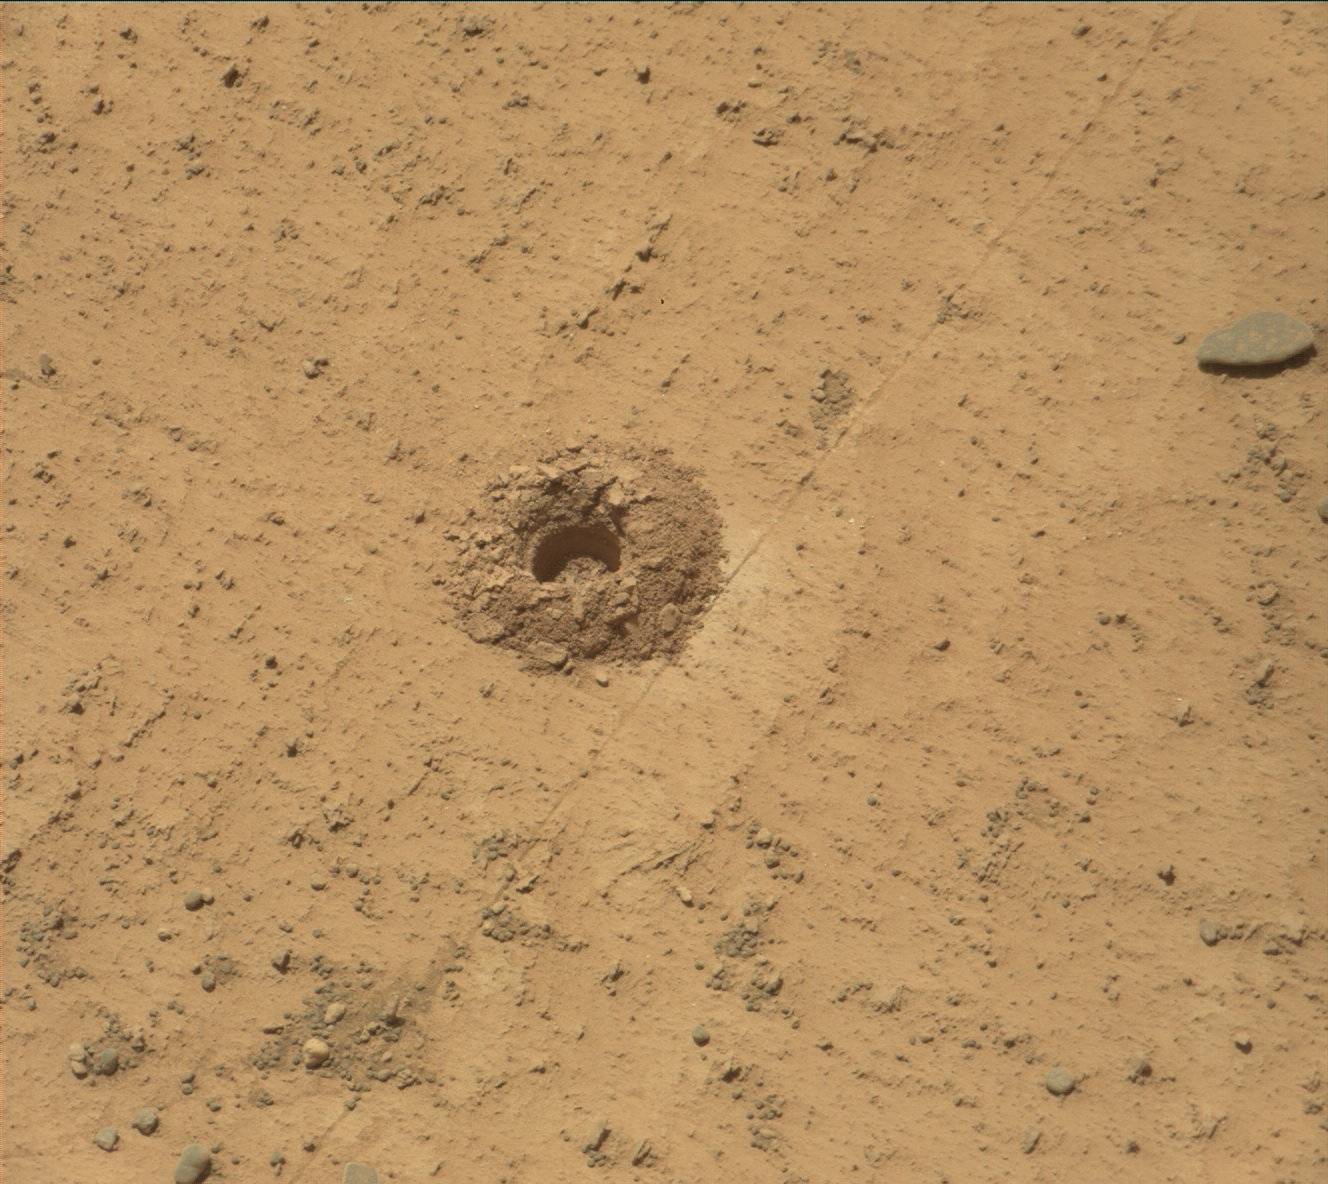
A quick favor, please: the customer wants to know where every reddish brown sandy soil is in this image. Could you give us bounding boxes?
[3,4,1327,1183]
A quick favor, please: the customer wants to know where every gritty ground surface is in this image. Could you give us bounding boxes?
[3,4,1327,1183]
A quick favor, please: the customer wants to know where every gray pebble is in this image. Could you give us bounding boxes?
[1021,1127,1041,1154]
[691,1025,710,1047]
[95,1048,119,1076]
[93,1127,119,1151]
[1044,1067,1076,1097]
[1126,1057,1152,1083]
[1198,919,1224,947]
[184,890,206,911]
[1196,310,1313,367]
[343,1165,380,1184]
[174,1143,212,1184]
[39,353,56,377]
[1317,496,1328,524]
[132,1107,159,1135]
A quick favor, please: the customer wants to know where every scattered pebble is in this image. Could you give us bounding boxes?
[1317,496,1328,524]
[1198,919,1224,947]
[174,1143,212,1184]
[183,890,206,912]
[302,1037,331,1068]
[1234,1032,1253,1054]
[133,1107,160,1135]
[1021,1127,1041,1154]
[68,1042,90,1079]
[1196,310,1313,367]
[691,1025,710,1047]
[38,353,56,377]
[93,1127,119,1152]
[343,1165,380,1184]
[1126,1057,1152,1083]
[1044,1067,1076,1097]
[323,1001,347,1025]
[95,1048,120,1076]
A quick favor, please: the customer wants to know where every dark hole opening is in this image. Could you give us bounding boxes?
[531,523,622,583]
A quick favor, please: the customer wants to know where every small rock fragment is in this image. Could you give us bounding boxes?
[582,1120,609,1154]
[1234,1032,1253,1054]
[1021,1127,1041,1154]
[1044,1067,1076,1097]
[95,1048,119,1076]
[68,1042,90,1078]
[38,353,56,377]
[132,1107,159,1135]
[302,1037,331,1068]
[183,890,206,912]
[175,1143,212,1184]
[94,1127,119,1152]
[1126,1057,1152,1083]
[323,1001,347,1025]
[691,1025,710,1047]
[1198,919,1224,947]
[1196,310,1313,367]
[1317,496,1328,524]
[343,1165,380,1184]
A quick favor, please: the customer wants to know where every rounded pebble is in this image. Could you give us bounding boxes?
[93,1127,119,1152]
[1044,1067,1076,1096]
[174,1143,212,1184]
[691,1025,710,1047]
[303,1037,331,1068]
[132,1107,159,1135]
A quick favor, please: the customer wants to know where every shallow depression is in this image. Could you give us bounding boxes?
[530,523,623,583]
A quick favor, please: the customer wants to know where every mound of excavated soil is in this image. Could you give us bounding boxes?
[443,442,725,667]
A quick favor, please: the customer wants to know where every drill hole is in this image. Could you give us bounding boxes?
[531,523,622,583]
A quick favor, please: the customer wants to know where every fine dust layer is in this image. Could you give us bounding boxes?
[443,442,725,665]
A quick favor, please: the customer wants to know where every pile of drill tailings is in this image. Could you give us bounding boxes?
[443,442,725,667]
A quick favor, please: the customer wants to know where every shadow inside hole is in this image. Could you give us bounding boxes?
[531,523,623,583]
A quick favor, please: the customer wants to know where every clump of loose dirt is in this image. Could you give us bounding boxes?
[809,369,855,441]
[443,442,725,666]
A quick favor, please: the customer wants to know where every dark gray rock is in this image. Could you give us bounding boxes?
[1196,310,1312,366]
[174,1143,212,1183]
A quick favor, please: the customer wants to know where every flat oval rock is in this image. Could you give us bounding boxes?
[1196,310,1313,366]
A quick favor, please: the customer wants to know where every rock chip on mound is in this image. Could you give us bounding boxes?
[1196,310,1312,366]
[174,1144,212,1183]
